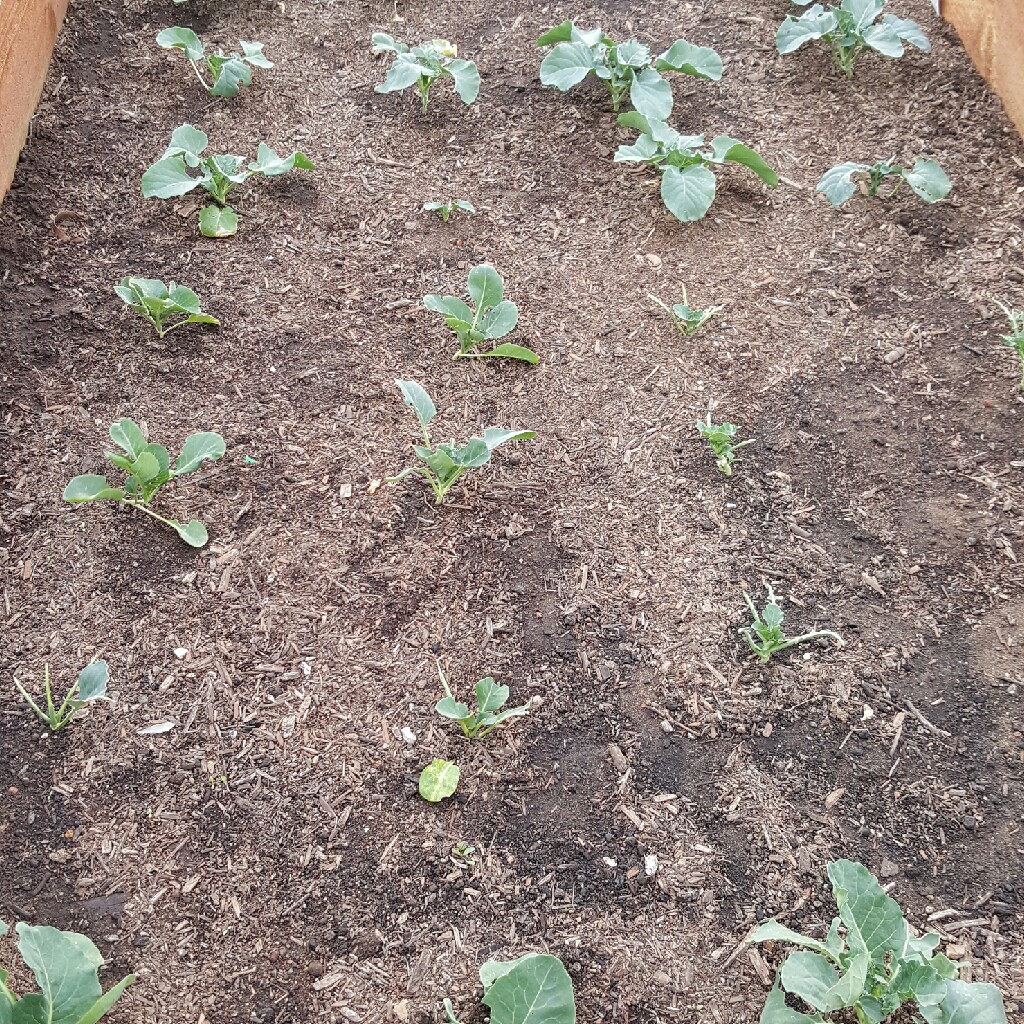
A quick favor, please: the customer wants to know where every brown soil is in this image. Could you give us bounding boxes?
[2,1,1023,1021]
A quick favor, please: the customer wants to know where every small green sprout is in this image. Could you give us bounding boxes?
[741,585,842,662]
[15,661,110,731]
[451,841,476,865]
[114,277,219,339]
[372,35,480,114]
[423,198,475,223]
[996,302,1024,391]
[156,28,272,97]
[697,414,753,476]
[63,417,225,547]
[650,286,722,336]
[817,157,951,207]
[419,759,460,802]
[434,666,533,739]
[442,999,464,1024]
[388,380,535,504]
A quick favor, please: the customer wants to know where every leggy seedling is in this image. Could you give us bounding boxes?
[423,198,475,223]
[817,157,951,207]
[650,286,722,336]
[424,264,538,364]
[996,302,1024,391]
[156,28,271,97]
[115,277,219,338]
[389,381,535,503]
[697,414,753,476]
[372,35,480,114]
[741,584,842,661]
[434,666,532,739]
[63,417,225,547]
[15,661,110,731]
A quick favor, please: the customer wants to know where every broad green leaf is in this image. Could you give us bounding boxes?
[883,15,930,52]
[482,703,532,728]
[453,199,475,212]
[816,162,869,206]
[165,123,208,160]
[656,40,724,81]
[174,519,209,547]
[396,380,436,431]
[759,979,823,1023]
[141,156,197,199]
[63,476,125,503]
[423,447,459,480]
[175,431,225,474]
[477,343,538,364]
[424,294,474,328]
[435,696,471,720]
[141,444,170,486]
[156,26,204,60]
[467,264,504,313]
[475,677,508,714]
[184,313,220,328]
[240,40,273,68]
[903,159,951,203]
[249,143,315,175]
[749,920,837,959]
[480,427,535,451]
[129,450,161,484]
[629,67,673,121]
[166,284,202,313]
[896,958,948,1007]
[780,952,854,1013]
[481,953,576,1024]
[616,39,650,69]
[660,163,717,222]
[446,59,480,104]
[861,21,904,58]
[536,20,574,46]
[109,418,147,459]
[776,8,837,54]
[762,603,784,630]
[617,110,654,136]
[828,859,907,960]
[539,42,595,91]
[613,134,662,163]
[208,153,248,181]
[199,204,238,237]
[75,661,109,702]
[419,759,460,802]
[452,438,491,468]
[377,59,429,93]
[919,981,1007,1024]
[209,56,253,97]
[842,0,884,31]
[709,136,779,186]
[480,300,519,339]
[371,33,407,54]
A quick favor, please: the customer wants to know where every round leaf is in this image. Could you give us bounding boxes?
[776,9,837,54]
[467,265,504,313]
[141,156,198,199]
[75,661,110,702]
[628,68,674,121]
[480,299,519,339]
[481,953,576,1024]
[419,759,460,802]
[539,42,595,91]
[175,432,226,474]
[155,27,205,60]
[903,159,951,203]
[199,205,238,237]
[659,163,717,222]
[816,162,868,206]
[63,476,125,503]
[656,39,724,81]
[109,417,147,459]
[446,59,480,104]
[175,519,210,547]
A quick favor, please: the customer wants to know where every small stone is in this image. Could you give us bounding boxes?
[660,720,674,734]
[644,253,663,268]
[644,854,659,877]
[880,859,899,877]
[883,347,906,364]
[306,961,325,978]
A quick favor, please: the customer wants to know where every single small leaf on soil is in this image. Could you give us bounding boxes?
[419,760,460,802]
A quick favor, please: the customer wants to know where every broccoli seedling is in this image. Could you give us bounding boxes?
[537,20,722,120]
[696,414,753,476]
[777,0,930,77]
[63,417,225,547]
[114,277,219,338]
[372,35,480,114]
[156,28,272,97]
[450,841,476,865]
[996,303,1024,391]
[615,112,777,222]
[481,954,577,1024]
[434,666,532,739]
[419,759,460,802]
[650,286,722,336]
[424,264,538,364]
[817,157,951,207]
[423,198,475,223]
[741,585,842,662]
[388,380,535,504]
[14,661,110,731]
[141,123,314,238]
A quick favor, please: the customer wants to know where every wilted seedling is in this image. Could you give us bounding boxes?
[424,264,538,363]
[63,417,225,547]
[996,302,1024,391]
[115,277,219,338]
[435,666,532,739]
[817,157,951,207]
[14,661,110,731]
[156,28,272,97]
[741,584,842,662]
[388,380,535,504]
[419,759,460,802]
[372,35,480,114]
[423,198,475,223]
[650,286,722,336]
[696,414,753,476]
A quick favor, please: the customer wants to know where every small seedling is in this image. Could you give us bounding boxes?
[434,666,532,739]
[696,414,753,476]
[777,0,930,77]
[423,198,475,223]
[817,157,951,207]
[63,417,225,547]
[741,584,842,661]
[14,661,110,731]
[650,286,722,336]
[537,20,722,120]
[372,35,480,114]
[750,859,1008,1023]
[156,28,271,97]
[424,264,537,364]
[419,759,460,802]
[451,841,476,865]
[481,954,577,1024]
[615,112,777,222]
[114,277,219,338]
[997,303,1024,391]
[141,123,314,238]
[388,380,535,504]
[442,999,464,1024]
[0,920,136,1023]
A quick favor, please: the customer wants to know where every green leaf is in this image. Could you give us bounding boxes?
[477,343,538,364]
[655,40,724,81]
[759,978,824,1023]
[749,920,838,959]
[903,159,951,203]
[435,696,471,720]
[209,56,253,97]
[249,143,315,176]
[617,110,654,136]
[396,380,437,431]
[174,432,225,475]
[141,155,197,199]
[615,39,650,69]
[816,162,869,206]
[614,133,662,163]
[240,40,273,68]
[199,204,238,237]
[453,199,475,213]
[482,703,533,728]
[660,163,717,222]
[776,8,837,54]
[481,953,576,1024]
[475,677,508,714]
[709,136,779,186]
[165,123,208,160]
[446,59,480,103]
[156,26,204,60]
[166,284,201,313]
[129,450,161,484]
[75,662,109,702]
[539,42,595,91]
[141,444,171,488]
[882,15,930,52]
[467,264,504,313]
[828,859,907,959]
[480,427,536,451]
[451,438,491,468]
[861,21,904,58]
[480,300,519,339]
[77,973,138,1024]
[371,33,407,54]
[63,476,125,503]
[843,0,885,32]
[537,20,575,46]
[424,294,475,329]
[109,418,147,459]
[762,602,784,630]
[174,519,209,547]
[419,760,460,802]
[780,952,856,1013]
[920,981,1008,1024]
[377,59,429,93]
[628,68,673,120]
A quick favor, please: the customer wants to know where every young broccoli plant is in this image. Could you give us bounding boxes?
[615,113,777,222]
[115,277,219,338]
[0,920,136,1023]
[423,198,475,223]
[156,28,271,97]
[480,954,577,1024]
[141,124,314,238]
[997,303,1024,391]
[537,20,722,120]
[63,417,225,547]
[388,380,535,504]
[372,35,480,114]
[419,759,460,802]
[750,859,1008,1024]
[15,661,110,731]
[424,264,537,364]
[741,584,842,662]
[435,666,532,739]
[777,0,930,77]
[817,157,951,207]
[650,286,722,336]
[697,414,753,476]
